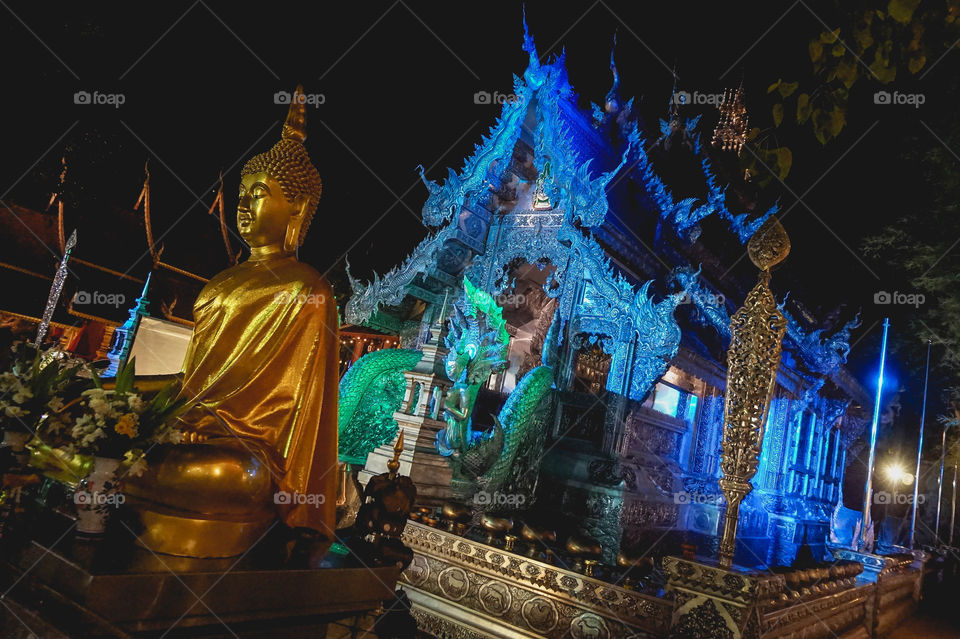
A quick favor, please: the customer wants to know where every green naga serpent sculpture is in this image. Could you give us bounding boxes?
[436,278,557,508]
[338,347,423,464]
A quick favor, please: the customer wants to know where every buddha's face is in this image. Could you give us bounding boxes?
[237,172,297,248]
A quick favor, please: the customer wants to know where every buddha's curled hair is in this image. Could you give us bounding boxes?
[241,86,322,246]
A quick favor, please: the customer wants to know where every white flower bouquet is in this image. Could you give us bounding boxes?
[70,358,188,475]
[0,340,86,439]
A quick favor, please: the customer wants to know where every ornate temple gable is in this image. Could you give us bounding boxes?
[344,224,457,326]
[417,76,529,228]
[416,17,559,229]
[417,17,638,234]
[530,68,641,229]
[350,19,644,326]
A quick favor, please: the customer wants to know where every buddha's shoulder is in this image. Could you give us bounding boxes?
[197,259,332,303]
[280,260,329,288]
[261,261,332,298]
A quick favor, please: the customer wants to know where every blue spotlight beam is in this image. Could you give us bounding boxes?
[858,317,890,552]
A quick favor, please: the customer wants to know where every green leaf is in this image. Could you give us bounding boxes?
[797,94,812,123]
[776,147,793,179]
[772,103,784,127]
[778,81,799,98]
[837,58,858,88]
[116,357,136,395]
[869,47,897,83]
[854,25,875,52]
[820,28,841,44]
[908,52,927,73]
[888,0,921,24]
[812,109,831,144]
[747,127,761,141]
[809,39,823,62]
[829,106,847,137]
[832,43,846,57]
[767,79,782,94]
[89,364,103,390]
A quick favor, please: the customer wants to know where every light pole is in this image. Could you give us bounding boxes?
[859,318,890,552]
[935,422,954,545]
[909,340,931,548]
[951,464,958,547]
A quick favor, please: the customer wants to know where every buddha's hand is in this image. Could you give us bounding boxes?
[183,431,209,444]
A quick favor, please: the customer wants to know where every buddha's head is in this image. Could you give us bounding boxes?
[238,86,322,253]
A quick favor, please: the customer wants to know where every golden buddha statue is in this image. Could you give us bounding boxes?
[126,87,339,558]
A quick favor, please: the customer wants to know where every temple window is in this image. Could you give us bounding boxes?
[642,372,701,424]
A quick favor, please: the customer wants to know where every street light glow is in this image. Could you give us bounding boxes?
[885,463,913,486]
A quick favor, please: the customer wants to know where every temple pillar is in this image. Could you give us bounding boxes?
[664,556,783,639]
[399,381,415,415]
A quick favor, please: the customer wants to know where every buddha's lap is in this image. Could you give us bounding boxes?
[125,442,275,516]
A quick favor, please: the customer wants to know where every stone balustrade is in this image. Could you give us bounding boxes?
[401,516,927,639]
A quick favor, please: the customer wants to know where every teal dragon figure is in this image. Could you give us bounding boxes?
[437,278,557,509]
[338,348,423,464]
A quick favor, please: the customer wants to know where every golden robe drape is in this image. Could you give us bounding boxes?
[178,256,338,534]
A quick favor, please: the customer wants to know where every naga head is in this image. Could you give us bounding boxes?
[444,278,509,385]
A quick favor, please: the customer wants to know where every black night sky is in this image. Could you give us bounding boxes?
[1,1,957,440]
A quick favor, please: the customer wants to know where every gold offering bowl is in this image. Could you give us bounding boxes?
[565,533,602,576]
[616,551,653,588]
[441,501,471,534]
[520,522,556,556]
[481,514,514,545]
[565,533,602,558]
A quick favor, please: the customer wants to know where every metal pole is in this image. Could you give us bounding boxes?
[951,464,958,547]
[859,318,890,552]
[910,340,932,548]
[936,425,948,544]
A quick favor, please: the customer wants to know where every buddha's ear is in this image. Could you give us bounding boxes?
[283,195,309,253]
[293,193,310,220]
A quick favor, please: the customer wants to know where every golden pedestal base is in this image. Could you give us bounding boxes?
[132,500,275,559]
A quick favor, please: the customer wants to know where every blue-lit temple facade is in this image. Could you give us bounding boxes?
[346,25,869,571]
